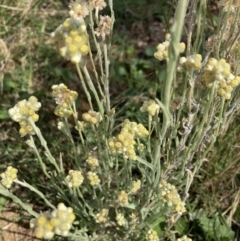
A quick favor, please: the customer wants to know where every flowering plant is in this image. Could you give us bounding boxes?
[1,0,239,240]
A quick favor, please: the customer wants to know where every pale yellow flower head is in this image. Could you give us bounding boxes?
[66,170,84,188]
[117,190,128,206]
[0,166,18,189]
[146,229,159,241]
[140,100,160,116]
[95,209,108,223]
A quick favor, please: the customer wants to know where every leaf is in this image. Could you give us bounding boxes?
[144,46,156,57]
[192,209,235,240]
[0,196,7,211]
[0,109,9,120]
[175,216,189,235]
[136,156,156,170]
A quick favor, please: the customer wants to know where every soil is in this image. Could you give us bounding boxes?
[0,210,38,241]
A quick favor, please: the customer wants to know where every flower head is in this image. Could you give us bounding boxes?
[8,96,41,123]
[154,34,185,61]
[66,170,84,188]
[159,180,186,214]
[82,110,102,125]
[52,84,78,117]
[53,16,89,64]
[86,155,99,169]
[202,58,240,99]
[146,229,159,241]
[177,235,192,241]
[116,213,127,226]
[130,180,141,194]
[117,190,128,206]
[8,96,41,137]
[87,171,100,186]
[52,83,78,105]
[0,166,18,188]
[177,54,202,72]
[91,0,106,10]
[30,212,55,240]
[140,100,160,116]
[95,15,112,40]
[69,0,89,20]
[30,203,75,239]
[95,209,108,223]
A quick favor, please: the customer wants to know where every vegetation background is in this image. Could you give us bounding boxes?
[0,0,239,240]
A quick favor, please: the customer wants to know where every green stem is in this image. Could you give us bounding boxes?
[72,102,86,147]
[0,184,38,217]
[103,43,111,113]
[89,6,104,78]
[87,41,105,98]
[76,64,93,111]
[82,65,104,115]
[28,118,60,173]
[29,136,50,178]
[63,117,79,166]
[162,0,188,138]
[15,179,56,210]
[184,85,216,168]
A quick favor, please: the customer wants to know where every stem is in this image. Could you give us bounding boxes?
[15,179,56,210]
[0,184,38,217]
[89,6,104,78]
[108,0,115,32]
[162,0,188,138]
[82,64,104,115]
[87,41,105,98]
[28,118,60,173]
[103,43,111,113]
[185,84,216,167]
[76,64,93,111]
[29,136,50,178]
[64,117,79,166]
[72,102,86,147]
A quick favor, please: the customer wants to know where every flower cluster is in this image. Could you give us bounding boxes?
[95,208,108,223]
[145,229,159,241]
[86,155,99,169]
[30,203,75,239]
[87,171,100,186]
[69,0,89,20]
[108,120,149,161]
[202,58,240,99]
[82,110,102,125]
[116,213,127,226]
[69,0,107,20]
[108,132,136,159]
[117,190,129,206]
[159,180,186,214]
[52,84,78,117]
[66,170,84,188]
[91,0,106,11]
[121,119,149,138]
[95,15,112,40]
[0,166,18,189]
[75,120,89,131]
[154,34,185,61]
[8,96,41,137]
[130,179,141,194]
[54,16,89,64]
[177,54,202,72]
[140,99,160,116]
[177,235,192,241]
